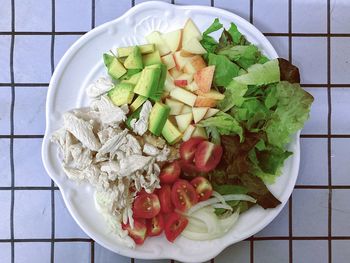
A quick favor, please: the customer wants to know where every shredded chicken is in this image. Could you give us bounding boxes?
[86,76,114,98]
[130,100,152,136]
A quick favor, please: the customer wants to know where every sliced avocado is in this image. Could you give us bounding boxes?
[121,71,142,85]
[126,107,142,130]
[134,66,162,98]
[103,53,114,67]
[108,82,135,106]
[130,95,147,112]
[143,50,161,66]
[120,69,142,81]
[124,46,143,69]
[118,44,155,57]
[149,63,167,101]
[162,119,182,145]
[149,102,170,136]
[108,57,127,79]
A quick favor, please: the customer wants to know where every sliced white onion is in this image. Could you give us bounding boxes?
[212,203,233,211]
[212,191,227,205]
[187,194,256,215]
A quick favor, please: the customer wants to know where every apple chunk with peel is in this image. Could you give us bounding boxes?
[175,112,193,132]
[192,107,209,123]
[161,54,176,69]
[173,51,193,70]
[194,66,215,93]
[169,67,182,79]
[204,108,220,119]
[165,98,184,115]
[174,80,188,87]
[183,55,207,74]
[181,105,192,114]
[162,29,182,53]
[146,31,171,56]
[182,125,196,141]
[192,126,208,139]
[183,38,207,55]
[182,19,202,47]
[196,89,225,100]
[186,81,199,92]
[195,96,218,107]
[164,73,176,92]
[170,87,197,107]
[175,73,193,83]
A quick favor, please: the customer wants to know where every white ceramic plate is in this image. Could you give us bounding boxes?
[42,1,300,262]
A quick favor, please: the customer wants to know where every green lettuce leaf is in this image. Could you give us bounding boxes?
[227,23,246,45]
[205,126,221,145]
[218,80,248,112]
[200,35,218,56]
[264,81,314,148]
[208,53,240,86]
[198,112,243,141]
[203,18,223,35]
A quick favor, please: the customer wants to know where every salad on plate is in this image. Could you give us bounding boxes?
[51,18,313,247]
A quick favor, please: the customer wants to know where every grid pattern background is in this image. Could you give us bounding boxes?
[0,0,349,262]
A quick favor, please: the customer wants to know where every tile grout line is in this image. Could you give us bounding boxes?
[288,1,293,263]
[326,0,333,263]
[90,1,96,262]
[50,0,56,263]
[9,0,15,262]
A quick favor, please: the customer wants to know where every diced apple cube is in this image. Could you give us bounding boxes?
[146,31,171,56]
[162,29,182,53]
[182,38,207,55]
[170,87,197,107]
[192,107,209,123]
[181,105,192,114]
[185,81,199,92]
[161,54,176,69]
[192,126,208,139]
[195,96,218,107]
[164,73,176,92]
[182,19,202,47]
[166,98,184,115]
[173,51,193,70]
[169,67,182,79]
[204,108,220,119]
[174,80,188,87]
[183,55,207,74]
[175,112,193,132]
[195,89,225,100]
[182,125,196,141]
[175,73,193,83]
[194,66,215,93]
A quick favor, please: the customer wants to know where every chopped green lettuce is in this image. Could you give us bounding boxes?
[218,80,248,112]
[208,53,240,86]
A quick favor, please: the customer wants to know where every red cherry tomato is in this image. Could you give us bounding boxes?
[122,219,147,245]
[194,141,223,172]
[179,159,200,174]
[159,161,181,184]
[190,176,213,201]
[133,193,161,219]
[171,179,198,212]
[164,212,189,242]
[179,137,205,163]
[157,185,174,214]
[146,214,164,237]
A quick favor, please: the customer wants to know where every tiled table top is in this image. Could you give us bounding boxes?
[0,0,350,262]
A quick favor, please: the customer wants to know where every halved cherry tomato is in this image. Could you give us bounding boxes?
[179,137,205,163]
[191,176,213,201]
[194,141,223,172]
[159,161,181,184]
[146,214,164,236]
[179,160,199,174]
[171,179,198,212]
[164,212,188,242]
[133,193,161,219]
[122,219,147,245]
[157,185,174,214]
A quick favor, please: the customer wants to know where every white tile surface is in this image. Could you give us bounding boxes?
[55,191,88,238]
[54,242,90,263]
[14,87,47,135]
[331,0,350,33]
[0,87,11,135]
[331,139,350,185]
[332,190,350,236]
[94,243,130,263]
[14,138,50,186]
[292,37,327,84]
[214,0,250,22]
[0,243,11,263]
[302,88,328,135]
[54,35,81,68]
[0,0,11,31]
[15,0,52,31]
[293,240,328,263]
[14,190,51,238]
[253,0,288,33]
[256,202,289,237]
[254,240,289,263]
[0,139,11,186]
[0,36,11,83]
[331,88,350,134]
[298,138,328,185]
[56,0,92,32]
[332,240,350,263]
[292,0,327,33]
[15,243,51,263]
[95,0,131,26]
[331,38,350,84]
[215,241,250,263]
[266,36,289,60]
[0,191,11,239]
[13,36,51,83]
[292,189,328,236]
